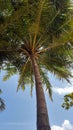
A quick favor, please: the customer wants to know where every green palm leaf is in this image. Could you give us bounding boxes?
[0,98,5,112]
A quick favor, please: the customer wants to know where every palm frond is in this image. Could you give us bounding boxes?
[17,58,33,91]
[0,98,5,112]
[30,74,34,96]
[3,67,18,81]
[39,46,73,82]
[40,68,53,100]
[32,0,45,49]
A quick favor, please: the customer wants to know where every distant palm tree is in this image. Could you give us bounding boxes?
[0,0,73,130]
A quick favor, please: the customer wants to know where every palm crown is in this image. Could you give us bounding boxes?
[0,0,73,94]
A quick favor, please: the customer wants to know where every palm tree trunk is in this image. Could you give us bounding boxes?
[31,55,51,130]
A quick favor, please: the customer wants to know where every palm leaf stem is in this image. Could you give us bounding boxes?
[56,15,73,32]
[0,49,16,52]
[32,0,45,49]
[37,34,73,54]
[48,10,60,26]
[19,48,30,57]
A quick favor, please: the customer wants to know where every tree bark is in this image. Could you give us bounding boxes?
[31,55,51,130]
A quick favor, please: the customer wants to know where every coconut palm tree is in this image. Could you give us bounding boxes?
[0,0,73,130]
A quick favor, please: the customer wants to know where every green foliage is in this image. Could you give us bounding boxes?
[40,69,53,100]
[3,66,18,81]
[0,0,73,99]
[62,92,73,109]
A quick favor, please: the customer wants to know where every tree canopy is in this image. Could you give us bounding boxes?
[0,0,73,94]
[0,0,72,101]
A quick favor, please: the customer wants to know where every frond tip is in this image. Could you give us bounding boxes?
[0,98,5,112]
[40,69,53,100]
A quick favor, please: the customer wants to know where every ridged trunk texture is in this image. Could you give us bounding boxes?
[31,55,51,130]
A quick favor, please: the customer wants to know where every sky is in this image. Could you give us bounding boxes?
[0,70,73,130]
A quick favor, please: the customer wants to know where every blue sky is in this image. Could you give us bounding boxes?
[0,70,73,130]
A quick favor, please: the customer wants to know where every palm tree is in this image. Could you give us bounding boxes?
[0,0,73,130]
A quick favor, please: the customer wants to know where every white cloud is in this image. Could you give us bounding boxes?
[51,125,63,130]
[51,120,73,130]
[51,69,73,95]
[52,86,73,95]
[62,120,73,130]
